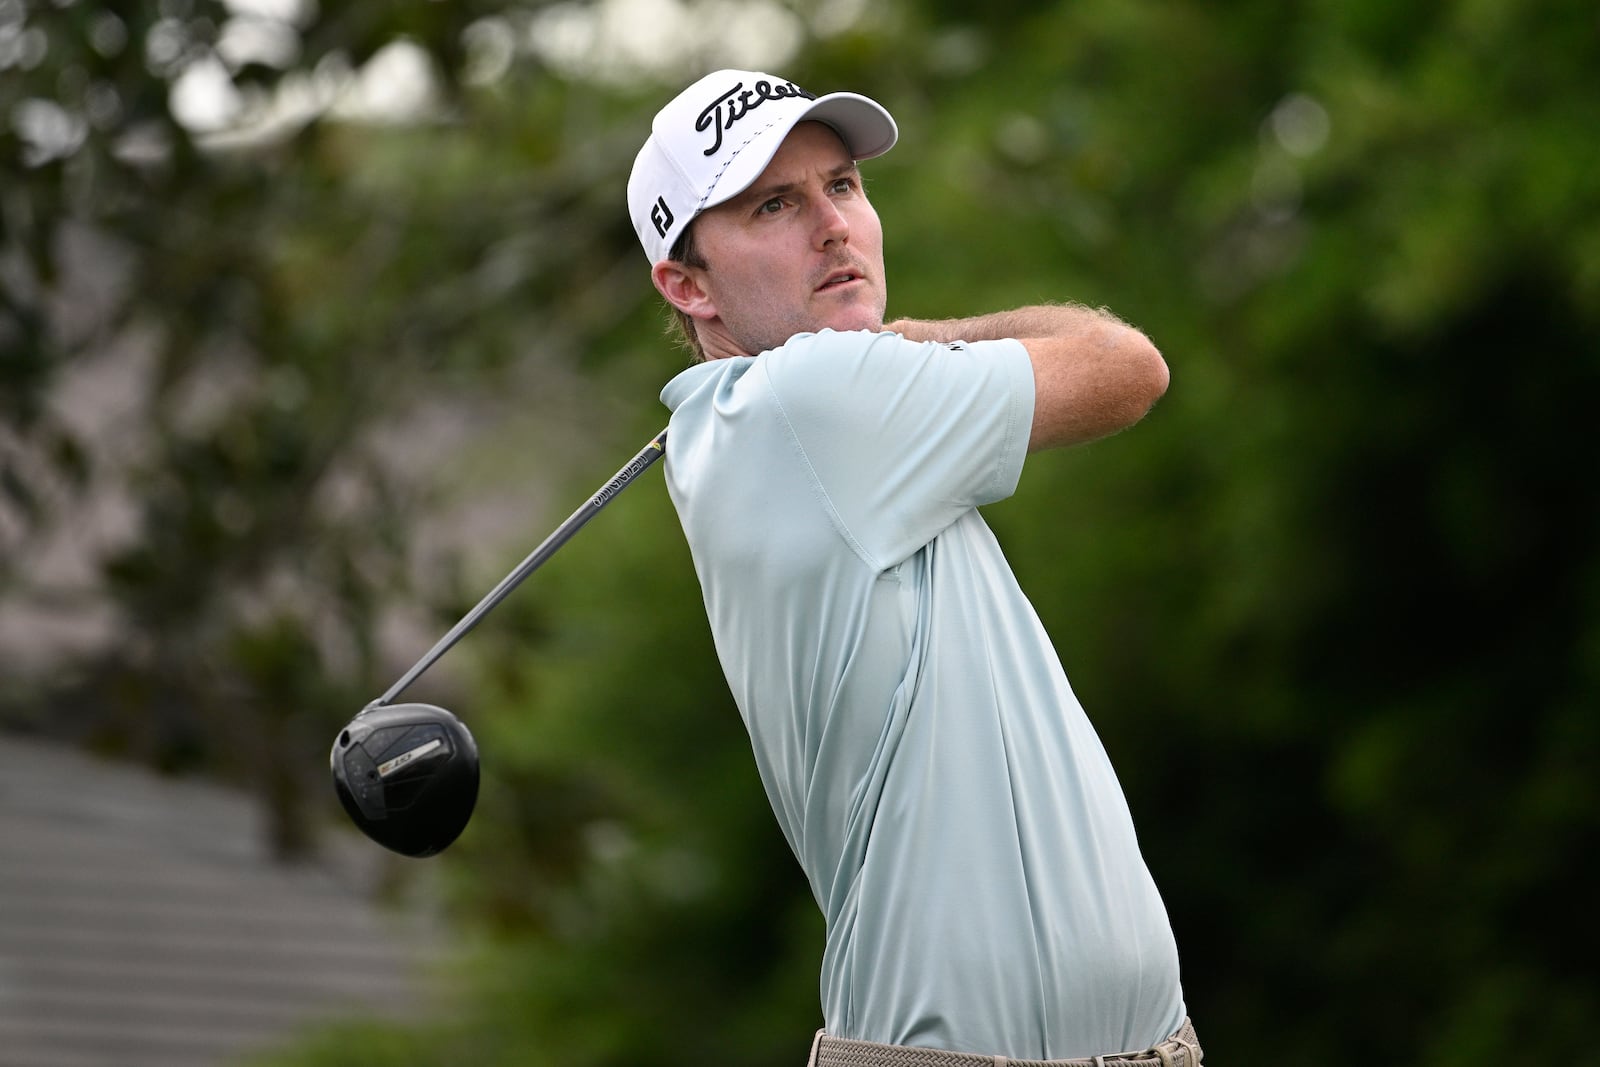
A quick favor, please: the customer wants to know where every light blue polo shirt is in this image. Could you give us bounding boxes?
[660,329,1184,1059]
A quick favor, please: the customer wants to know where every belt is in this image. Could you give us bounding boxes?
[808,1018,1202,1067]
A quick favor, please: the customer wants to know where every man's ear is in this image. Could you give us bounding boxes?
[652,260,717,321]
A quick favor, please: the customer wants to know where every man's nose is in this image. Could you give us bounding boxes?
[812,199,850,249]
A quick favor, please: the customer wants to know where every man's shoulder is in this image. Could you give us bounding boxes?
[658,329,877,406]
[761,328,915,384]
[656,331,906,410]
[770,328,899,360]
[769,329,1012,368]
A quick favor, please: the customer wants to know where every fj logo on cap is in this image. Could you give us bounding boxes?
[694,78,816,157]
[650,196,674,238]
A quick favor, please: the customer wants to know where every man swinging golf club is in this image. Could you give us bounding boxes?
[632,70,1201,1066]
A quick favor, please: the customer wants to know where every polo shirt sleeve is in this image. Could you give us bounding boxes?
[759,329,1036,569]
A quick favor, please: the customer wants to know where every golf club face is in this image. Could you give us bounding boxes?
[330,703,479,858]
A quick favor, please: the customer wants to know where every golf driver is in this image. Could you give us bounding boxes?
[330,429,668,857]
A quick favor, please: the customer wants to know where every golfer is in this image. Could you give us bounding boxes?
[629,70,1200,1067]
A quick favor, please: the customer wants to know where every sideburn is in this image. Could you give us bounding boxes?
[668,222,709,362]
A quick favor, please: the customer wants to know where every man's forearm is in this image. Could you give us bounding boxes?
[888,302,1168,452]
[885,303,1136,345]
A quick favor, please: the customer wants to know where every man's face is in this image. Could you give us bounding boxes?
[676,121,887,356]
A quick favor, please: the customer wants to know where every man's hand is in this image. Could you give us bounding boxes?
[886,304,1168,452]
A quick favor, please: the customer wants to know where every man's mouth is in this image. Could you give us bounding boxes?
[817,270,862,291]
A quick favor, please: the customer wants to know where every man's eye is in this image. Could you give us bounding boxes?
[831,178,855,194]
[758,198,784,215]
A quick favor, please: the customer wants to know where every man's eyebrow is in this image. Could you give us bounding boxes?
[736,160,861,208]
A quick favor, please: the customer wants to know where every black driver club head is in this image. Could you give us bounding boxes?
[330,703,479,857]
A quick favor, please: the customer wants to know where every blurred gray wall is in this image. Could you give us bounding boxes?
[0,734,446,1067]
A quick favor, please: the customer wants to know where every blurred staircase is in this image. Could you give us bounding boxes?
[0,734,446,1067]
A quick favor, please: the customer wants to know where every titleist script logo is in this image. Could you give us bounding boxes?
[695,79,816,157]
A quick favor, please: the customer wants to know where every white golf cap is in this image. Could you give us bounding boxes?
[627,69,898,265]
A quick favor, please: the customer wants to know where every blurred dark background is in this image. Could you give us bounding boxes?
[3,1,1597,1064]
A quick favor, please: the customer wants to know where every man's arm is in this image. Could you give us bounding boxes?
[885,304,1169,452]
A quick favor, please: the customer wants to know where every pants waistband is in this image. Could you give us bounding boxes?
[808,1018,1202,1067]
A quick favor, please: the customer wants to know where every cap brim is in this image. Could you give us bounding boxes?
[804,91,899,162]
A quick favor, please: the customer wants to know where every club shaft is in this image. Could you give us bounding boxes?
[369,428,668,709]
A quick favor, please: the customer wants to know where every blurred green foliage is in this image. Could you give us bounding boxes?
[4,1,1598,1065]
